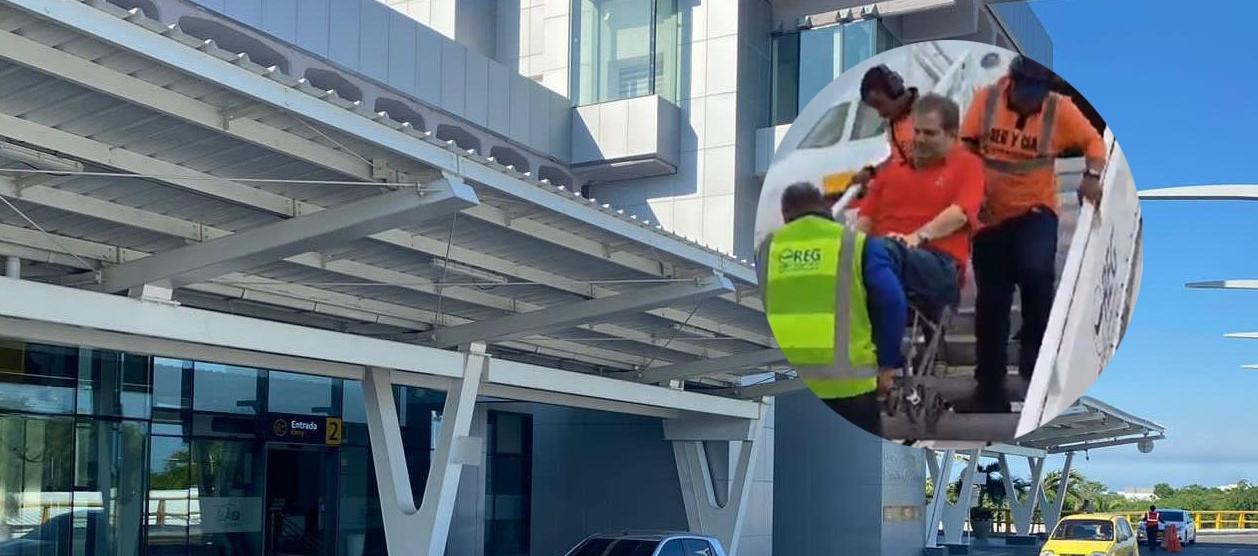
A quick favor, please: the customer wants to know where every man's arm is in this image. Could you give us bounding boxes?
[1056,97,1107,206]
[862,238,907,373]
[904,152,985,247]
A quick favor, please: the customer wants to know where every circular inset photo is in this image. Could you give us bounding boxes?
[753,40,1143,443]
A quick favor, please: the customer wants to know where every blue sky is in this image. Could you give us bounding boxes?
[1024,0,1258,490]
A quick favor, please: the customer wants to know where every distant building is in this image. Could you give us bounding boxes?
[1117,488,1157,501]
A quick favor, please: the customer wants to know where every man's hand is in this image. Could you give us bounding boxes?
[1079,173,1103,208]
[852,166,875,187]
[887,232,923,249]
[878,368,897,396]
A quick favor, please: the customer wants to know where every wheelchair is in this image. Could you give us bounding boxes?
[881,301,955,436]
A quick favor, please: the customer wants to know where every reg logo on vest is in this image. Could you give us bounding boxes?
[776,246,825,273]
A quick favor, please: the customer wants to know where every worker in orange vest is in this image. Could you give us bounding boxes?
[841,65,920,205]
[1143,505,1162,551]
[959,55,1107,411]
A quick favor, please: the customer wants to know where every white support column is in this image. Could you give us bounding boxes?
[998,454,1046,536]
[941,448,983,546]
[1037,452,1075,535]
[664,415,765,556]
[4,256,18,279]
[363,343,488,556]
[924,449,956,548]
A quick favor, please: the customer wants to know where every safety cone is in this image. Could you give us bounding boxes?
[1164,524,1182,552]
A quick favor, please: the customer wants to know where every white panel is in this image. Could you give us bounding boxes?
[440,40,467,116]
[703,194,735,253]
[294,0,331,57]
[598,100,630,158]
[705,36,739,95]
[224,0,262,28]
[509,75,532,143]
[542,68,568,98]
[327,0,362,69]
[550,92,572,158]
[544,0,568,18]
[518,6,532,58]
[487,63,512,133]
[706,0,739,38]
[530,84,552,151]
[260,0,297,43]
[542,15,568,70]
[704,92,737,148]
[703,146,736,196]
[682,97,705,152]
[682,39,706,99]
[387,10,418,93]
[672,197,704,241]
[415,25,443,104]
[530,4,547,56]
[626,97,660,155]
[359,0,390,81]
[571,104,600,163]
[683,0,706,42]
[464,51,490,126]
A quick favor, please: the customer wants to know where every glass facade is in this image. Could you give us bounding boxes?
[0,340,528,556]
[770,19,901,125]
[573,0,679,105]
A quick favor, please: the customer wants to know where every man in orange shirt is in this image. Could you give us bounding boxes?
[961,56,1107,410]
[857,93,985,320]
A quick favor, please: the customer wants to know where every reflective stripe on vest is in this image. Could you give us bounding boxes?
[1146,512,1159,526]
[980,85,1059,173]
[759,217,878,398]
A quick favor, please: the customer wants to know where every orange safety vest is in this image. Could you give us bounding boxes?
[973,81,1063,225]
[1145,511,1160,527]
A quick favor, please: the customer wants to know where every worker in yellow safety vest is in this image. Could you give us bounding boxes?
[756,182,908,437]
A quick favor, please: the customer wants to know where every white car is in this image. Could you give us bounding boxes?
[1136,508,1197,545]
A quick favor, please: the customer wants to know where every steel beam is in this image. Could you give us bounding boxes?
[1138,184,1258,201]
[1048,434,1165,455]
[635,348,786,384]
[721,377,807,399]
[426,272,735,348]
[1187,280,1258,290]
[0,3,758,285]
[0,25,767,344]
[95,178,477,292]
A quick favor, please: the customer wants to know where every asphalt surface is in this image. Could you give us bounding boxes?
[964,533,1258,555]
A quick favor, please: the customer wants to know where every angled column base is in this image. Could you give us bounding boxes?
[664,414,766,556]
[363,344,488,556]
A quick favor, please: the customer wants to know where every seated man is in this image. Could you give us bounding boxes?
[855,93,985,317]
[756,183,907,437]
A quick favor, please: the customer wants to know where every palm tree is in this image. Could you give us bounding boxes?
[1043,470,1089,511]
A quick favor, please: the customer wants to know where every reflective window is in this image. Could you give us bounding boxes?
[70,420,148,556]
[798,102,852,149]
[570,537,614,556]
[606,540,659,556]
[0,414,75,553]
[485,412,531,556]
[681,539,715,556]
[153,358,190,412]
[769,19,900,125]
[148,436,193,556]
[0,341,78,414]
[657,540,685,556]
[189,440,264,556]
[574,0,679,105]
[266,371,334,416]
[850,102,887,141]
[77,350,150,419]
[192,363,260,415]
[336,446,386,556]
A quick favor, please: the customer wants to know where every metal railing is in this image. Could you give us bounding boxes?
[986,509,1258,533]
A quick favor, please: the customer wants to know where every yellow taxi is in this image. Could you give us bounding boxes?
[1041,513,1141,556]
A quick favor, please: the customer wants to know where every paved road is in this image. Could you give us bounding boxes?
[966,533,1258,555]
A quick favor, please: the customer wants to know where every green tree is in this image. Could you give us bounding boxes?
[1154,483,1176,499]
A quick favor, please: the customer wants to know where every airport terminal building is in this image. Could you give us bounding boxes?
[0,1,1057,555]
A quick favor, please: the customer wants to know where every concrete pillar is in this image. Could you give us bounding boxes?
[5,256,18,279]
